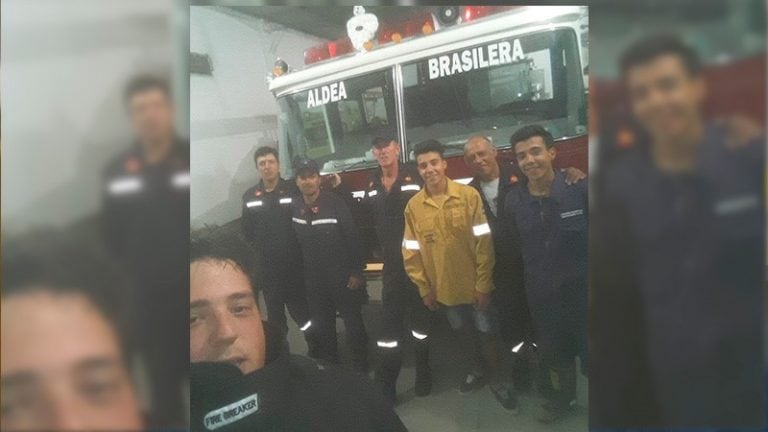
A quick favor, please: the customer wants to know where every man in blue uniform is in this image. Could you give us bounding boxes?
[590,35,765,428]
[364,137,434,403]
[241,146,317,355]
[291,158,369,372]
[501,125,588,423]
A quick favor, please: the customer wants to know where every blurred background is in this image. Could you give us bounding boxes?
[1,0,765,431]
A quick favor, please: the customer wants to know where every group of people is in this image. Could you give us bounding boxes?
[225,124,588,423]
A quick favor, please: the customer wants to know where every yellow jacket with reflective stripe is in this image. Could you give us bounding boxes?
[402,178,495,306]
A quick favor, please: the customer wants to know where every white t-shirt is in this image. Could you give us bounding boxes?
[480,177,500,217]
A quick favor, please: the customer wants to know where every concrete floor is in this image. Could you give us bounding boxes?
[275,276,588,432]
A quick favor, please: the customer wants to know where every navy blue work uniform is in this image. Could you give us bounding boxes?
[241,178,313,337]
[365,164,432,345]
[590,124,765,428]
[364,163,434,397]
[101,137,189,428]
[292,190,369,371]
[501,170,588,370]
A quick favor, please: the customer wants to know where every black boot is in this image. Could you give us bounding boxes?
[374,347,402,404]
[304,330,322,359]
[537,365,577,423]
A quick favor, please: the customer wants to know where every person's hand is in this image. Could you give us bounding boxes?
[329,172,342,188]
[561,167,587,185]
[720,115,763,150]
[422,292,438,311]
[474,291,490,311]
[346,275,365,290]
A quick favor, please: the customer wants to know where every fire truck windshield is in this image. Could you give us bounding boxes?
[277,27,586,175]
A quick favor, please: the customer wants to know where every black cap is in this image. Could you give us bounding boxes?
[371,137,394,149]
[292,156,319,176]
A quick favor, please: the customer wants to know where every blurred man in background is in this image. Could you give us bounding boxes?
[189,227,406,431]
[1,232,144,431]
[101,74,189,427]
[241,146,318,356]
[590,34,765,428]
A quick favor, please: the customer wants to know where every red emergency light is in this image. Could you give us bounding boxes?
[304,38,354,65]
[462,6,514,23]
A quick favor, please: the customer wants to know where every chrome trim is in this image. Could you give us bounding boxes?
[393,63,408,163]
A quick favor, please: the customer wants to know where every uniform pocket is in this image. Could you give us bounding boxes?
[559,208,587,232]
[449,208,468,230]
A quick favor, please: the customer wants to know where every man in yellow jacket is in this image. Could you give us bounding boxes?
[403,140,514,411]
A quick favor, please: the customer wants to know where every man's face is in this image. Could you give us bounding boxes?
[190,260,266,375]
[129,88,175,144]
[256,154,280,183]
[296,172,321,196]
[514,136,556,181]
[372,141,399,168]
[1,291,142,431]
[463,138,498,179]
[625,54,705,141]
[416,151,448,188]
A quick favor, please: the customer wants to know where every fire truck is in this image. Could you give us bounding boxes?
[268,5,589,264]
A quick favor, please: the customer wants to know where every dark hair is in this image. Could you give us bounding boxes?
[2,230,130,354]
[253,146,279,164]
[371,137,391,147]
[413,139,445,159]
[620,34,702,78]
[510,125,555,149]
[123,74,171,104]
[190,226,260,294]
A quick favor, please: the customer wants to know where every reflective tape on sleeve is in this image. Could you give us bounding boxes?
[472,223,491,236]
[411,330,428,340]
[311,218,338,225]
[279,197,293,204]
[108,176,143,195]
[292,217,307,225]
[402,239,420,250]
[171,172,190,189]
[400,184,421,192]
[246,200,264,208]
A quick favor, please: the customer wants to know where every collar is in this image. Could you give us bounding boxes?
[521,170,564,204]
[422,178,462,207]
[257,177,287,193]
[131,135,189,168]
[372,163,411,186]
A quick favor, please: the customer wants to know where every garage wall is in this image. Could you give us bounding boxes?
[190,6,324,228]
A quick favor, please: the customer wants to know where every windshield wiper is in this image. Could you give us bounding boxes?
[339,158,374,173]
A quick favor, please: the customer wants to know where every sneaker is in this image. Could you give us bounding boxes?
[489,383,519,414]
[541,399,576,411]
[414,363,432,397]
[459,372,486,394]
